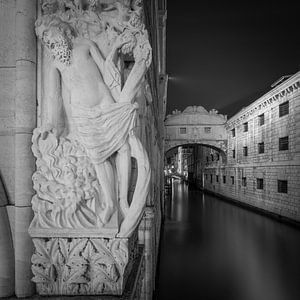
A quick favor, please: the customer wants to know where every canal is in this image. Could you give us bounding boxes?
[155,179,300,300]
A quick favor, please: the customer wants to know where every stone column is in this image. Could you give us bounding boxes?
[138,207,155,300]
[14,0,37,297]
[0,179,14,298]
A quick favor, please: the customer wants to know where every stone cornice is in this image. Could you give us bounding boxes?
[225,72,300,130]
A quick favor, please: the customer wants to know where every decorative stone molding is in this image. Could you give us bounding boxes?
[225,80,300,130]
[32,231,138,296]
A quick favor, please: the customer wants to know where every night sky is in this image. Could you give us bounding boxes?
[166,1,300,117]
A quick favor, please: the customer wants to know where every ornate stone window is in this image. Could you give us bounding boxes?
[258,113,265,126]
[278,180,288,193]
[243,146,248,156]
[242,177,247,187]
[179,127,187,134]
[279,101,289,117]
[256,178,264,190]
[258,142,264,154]
[243,122,248,132]
[279,136,289,151]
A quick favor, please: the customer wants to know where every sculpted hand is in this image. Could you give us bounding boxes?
[114,31,136,53]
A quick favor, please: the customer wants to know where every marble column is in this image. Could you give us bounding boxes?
[14,0,37,297]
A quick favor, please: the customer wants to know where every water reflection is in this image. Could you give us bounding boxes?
[156,181,300,300]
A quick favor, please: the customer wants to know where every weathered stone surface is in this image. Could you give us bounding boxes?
[15,206,35,298]
[0,0,16,66]
[0,69,15,130]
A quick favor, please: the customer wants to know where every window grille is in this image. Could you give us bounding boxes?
[279,101,289,117]
[279,136,289,151]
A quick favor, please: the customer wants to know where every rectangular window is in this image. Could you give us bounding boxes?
[231,128,236,137]
[242,177,247,187]
[211,154,214,161]
[231,176,235,185]
[204,127,211,133]
[205,174,208,180]
[258,142,264,154]
[223,176,226,184]
[216,153,220,161]
[243,122,248,132]
[216,175,219,183]
[210,174,213,183]
[279,136,289,151]
[206,156,209,162]
[258,113,265,126]
[256,178,264,190]
[279,101,289,117]
[179,127,186,134]
[243,146,248,156]
[232,149,236,158]
[278,180,288,193]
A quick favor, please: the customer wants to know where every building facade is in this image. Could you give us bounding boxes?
[192,71,300,223]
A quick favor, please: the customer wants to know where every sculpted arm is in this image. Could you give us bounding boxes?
[119,39,152,103]
[43,64,64,132]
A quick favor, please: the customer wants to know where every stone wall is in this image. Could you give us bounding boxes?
[191,72,300,223]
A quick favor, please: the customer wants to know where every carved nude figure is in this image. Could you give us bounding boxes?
[35,14,151,233]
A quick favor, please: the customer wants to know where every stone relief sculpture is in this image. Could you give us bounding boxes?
[29,0,151,295]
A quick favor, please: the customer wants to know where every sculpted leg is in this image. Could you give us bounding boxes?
[95,160,116,224]
[116,142,131,218]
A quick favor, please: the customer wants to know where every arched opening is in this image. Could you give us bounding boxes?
[164,143,227,190]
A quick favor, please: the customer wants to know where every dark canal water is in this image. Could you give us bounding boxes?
[155,179,300,300]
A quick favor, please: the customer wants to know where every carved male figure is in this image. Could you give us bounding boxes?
[36,16,150,225]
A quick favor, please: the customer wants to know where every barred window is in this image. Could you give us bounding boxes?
[231,176,235,185]
[278,180,288,193]
[223,176,226,184]
[279,136,289,151]
[256,178,264,190]
[243,146,248,156]
[242,177,247,187]
[258,113,265,126]
[279,101,289,117]
[258,142,264,154]
[232,149,236,158]
[216,175,219,182]
[179,127,186,134]
[243,122,248,132]
[204,127,211,133]
[231,128,236,137]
